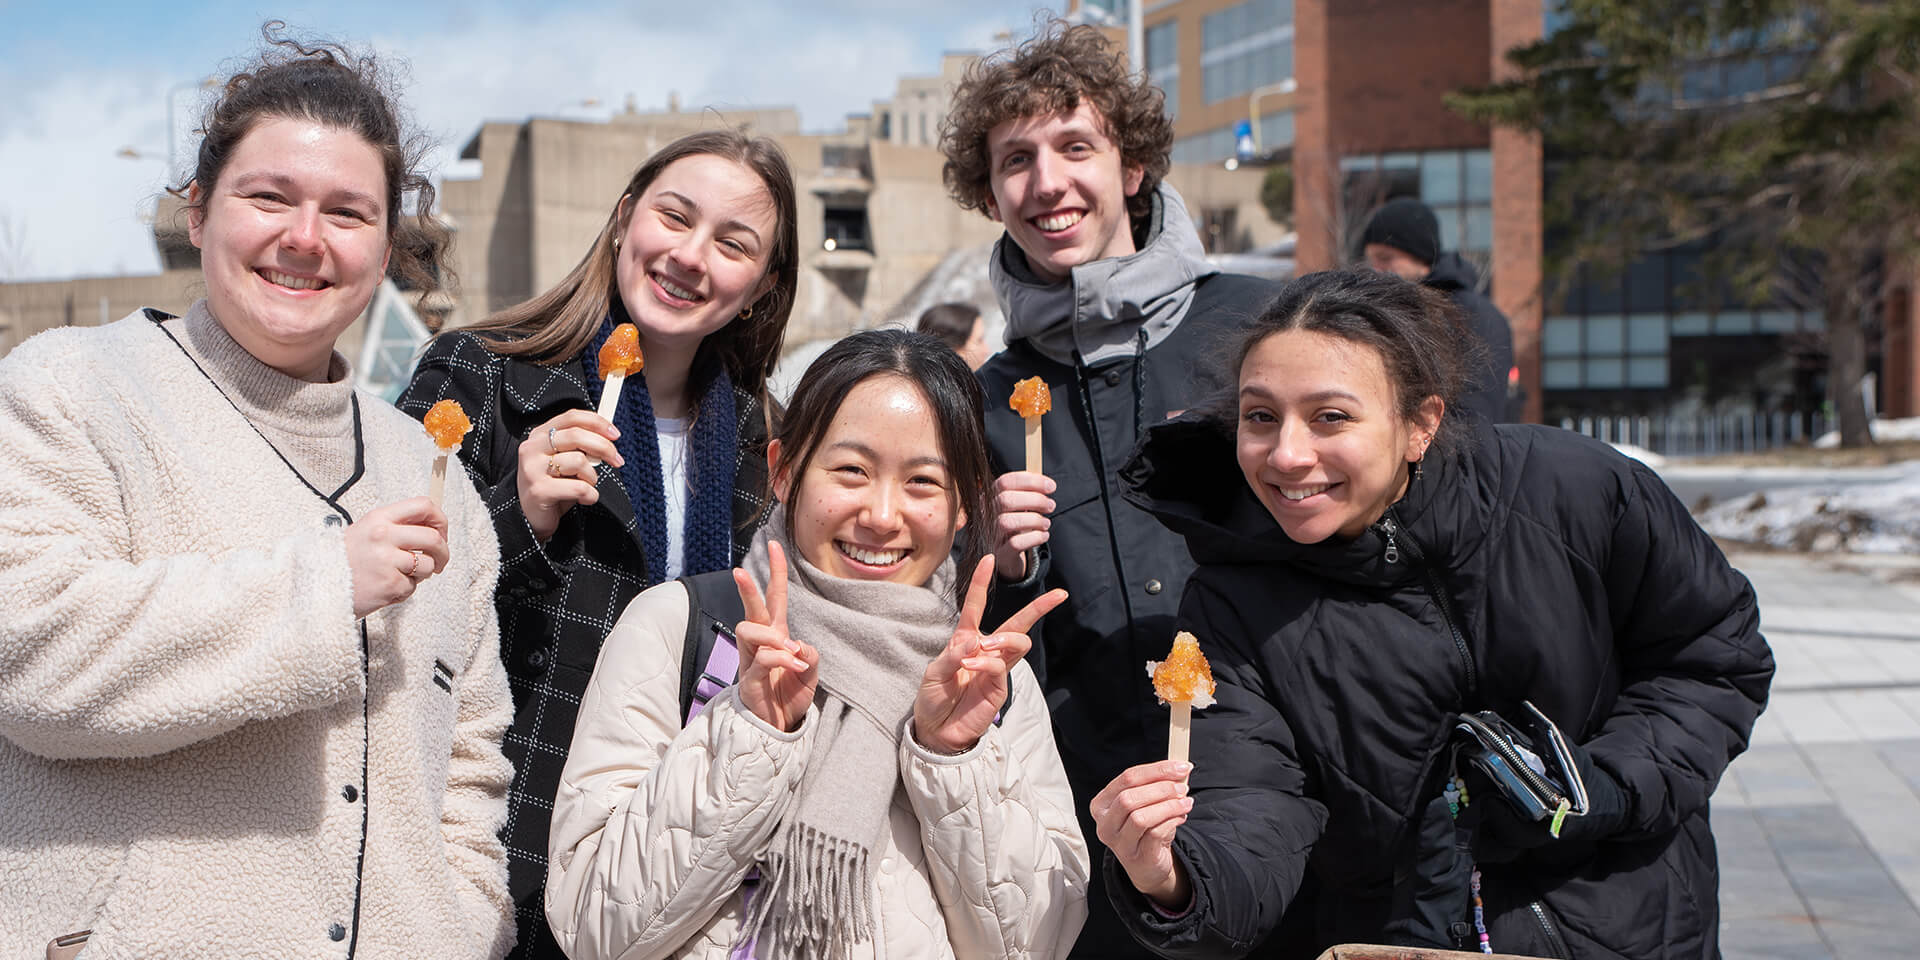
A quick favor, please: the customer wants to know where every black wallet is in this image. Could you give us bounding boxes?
[1454,701,1591,834]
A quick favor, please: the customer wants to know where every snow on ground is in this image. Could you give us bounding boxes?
[1812,416,1920,448]
[1693,459,1920,553]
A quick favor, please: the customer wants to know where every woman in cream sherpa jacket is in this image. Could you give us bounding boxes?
[0,36,514,958]
[0,302,516,958]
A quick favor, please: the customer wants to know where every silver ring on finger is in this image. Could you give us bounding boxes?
[407,550,425,579]
[547,425,557,455]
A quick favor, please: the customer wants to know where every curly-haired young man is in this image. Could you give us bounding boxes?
[941,23,1276,959]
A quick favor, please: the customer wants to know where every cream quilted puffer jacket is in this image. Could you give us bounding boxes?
[546,580,1090,960]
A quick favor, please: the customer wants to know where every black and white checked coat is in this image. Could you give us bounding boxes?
[400,332,770,957]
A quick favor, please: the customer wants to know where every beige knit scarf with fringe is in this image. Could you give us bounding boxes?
[737,507,958,960]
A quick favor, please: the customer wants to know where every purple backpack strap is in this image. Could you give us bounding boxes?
[687,628,740,722]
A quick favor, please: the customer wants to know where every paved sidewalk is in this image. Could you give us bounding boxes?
[1713,549,1920,959]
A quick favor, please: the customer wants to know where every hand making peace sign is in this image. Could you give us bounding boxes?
[912,554,1069,755]
[731,541,819,733]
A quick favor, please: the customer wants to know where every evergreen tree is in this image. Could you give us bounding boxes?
[1451,0,1920,446]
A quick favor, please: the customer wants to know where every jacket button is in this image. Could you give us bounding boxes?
[1144,579,1163,595]
[528,650,547,670]
[323,514,344,529]
[508,585,530,599]
[342,784,358,803]
[531,579,552,591]
[1105,369,1124,386]
[328,923,346,941]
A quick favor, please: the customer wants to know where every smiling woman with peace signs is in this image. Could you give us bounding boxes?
[545,329,1090,960]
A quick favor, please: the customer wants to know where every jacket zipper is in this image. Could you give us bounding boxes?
[1379,510,1478,700]
[1530,900,1572,958]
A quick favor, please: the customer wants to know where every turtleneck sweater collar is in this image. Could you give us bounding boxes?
[175,299,359,495]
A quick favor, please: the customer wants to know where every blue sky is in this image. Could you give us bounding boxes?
[0,0,1059,280]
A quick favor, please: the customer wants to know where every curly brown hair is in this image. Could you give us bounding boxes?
[940,22,1172,227]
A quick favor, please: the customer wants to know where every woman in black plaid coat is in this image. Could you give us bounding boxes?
[400,130,799,958]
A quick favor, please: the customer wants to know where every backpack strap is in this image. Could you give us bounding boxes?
[677,570,747,724]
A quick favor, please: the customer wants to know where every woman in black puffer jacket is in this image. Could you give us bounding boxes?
[1092,270,1773,960]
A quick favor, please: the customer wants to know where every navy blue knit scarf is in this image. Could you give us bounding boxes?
[583,316,739,586]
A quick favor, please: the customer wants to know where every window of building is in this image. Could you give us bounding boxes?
[1200,0,1293,104]
[1147,21,1179,119]
[1170,110,1293,165]
[1342,148,1494,257]
[821,196,871,252]
[1539,245,1824,394]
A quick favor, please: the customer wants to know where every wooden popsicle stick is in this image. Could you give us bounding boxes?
[1024,414,1042,476]
[1168,702,1191,764]
[597,372,626,422]
[429,454,450,509]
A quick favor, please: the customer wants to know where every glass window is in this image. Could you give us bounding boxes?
[1544,359,1583,389]
[1627,313,1668,354]
[1625,255,1666,312]
[1340,154,1378,172]
[1464,150,1493,203]
[1431,208,1462,253]
[1147,22,1178,70]
[1260,110,1294,149]
[1585,357,1626,388]
[1544,316,1582,357]
[1756,310,1796,332]
[1464,207,1493,252]
[1586,314,1624,353]
[1803,310,1825,331]
[1160,77,1180,119]
[1714,311,1754,334]
[1382,152,1419,170]
[1627,356,1669,388]
[1422,151,1462,205]
[1672,312,1711,335]
[1725,57,1767,96]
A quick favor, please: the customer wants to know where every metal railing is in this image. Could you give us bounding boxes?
[1558,411,1833,457]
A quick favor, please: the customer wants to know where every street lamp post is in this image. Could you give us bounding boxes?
[1247,78,1298,154]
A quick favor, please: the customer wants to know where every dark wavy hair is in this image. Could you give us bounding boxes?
[172,21,448,292]
[773,329,995,600]
[1228,270,1479,456]
[941,21,1173,227]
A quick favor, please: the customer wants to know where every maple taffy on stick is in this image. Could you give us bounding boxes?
[422,399,472,509]
[1147,631,1215,764]
[596,322,645,421]
[1008,376,1051,476]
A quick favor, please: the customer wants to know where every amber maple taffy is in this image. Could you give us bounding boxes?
[1147,631,1216,764]
[596,323,645,421]
[423,399,473,510]
[1009,377,1051,476]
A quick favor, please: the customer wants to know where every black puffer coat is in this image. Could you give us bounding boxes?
[1108,415,1773,960]
[1423,253,1514,425]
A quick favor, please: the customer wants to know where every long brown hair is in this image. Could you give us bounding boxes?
[459,129,798,396]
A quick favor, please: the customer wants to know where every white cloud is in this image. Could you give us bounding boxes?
[3,1,1053,281]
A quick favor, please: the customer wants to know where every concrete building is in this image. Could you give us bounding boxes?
[1074,0,1920,427]
[0,55,1287,380]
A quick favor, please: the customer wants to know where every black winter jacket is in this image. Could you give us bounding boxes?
[1424,253,1515,424]
[977,269,1276,958]
[1108,415,1773,960]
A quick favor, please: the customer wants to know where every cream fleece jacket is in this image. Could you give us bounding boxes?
[0,304,515,958]
[546,581,1090,960]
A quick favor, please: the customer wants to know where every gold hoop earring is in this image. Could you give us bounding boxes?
[739,304,754,320]
[612,236,621,252]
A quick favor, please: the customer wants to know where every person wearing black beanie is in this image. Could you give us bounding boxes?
[1361,196,1517,423]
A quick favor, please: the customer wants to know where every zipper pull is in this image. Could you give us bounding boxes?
[1381,518,1400,564]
